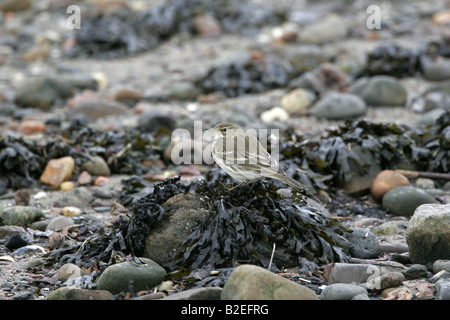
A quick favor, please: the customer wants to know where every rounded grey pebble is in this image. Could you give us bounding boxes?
[344,227,381,259]
[320,283,368,300]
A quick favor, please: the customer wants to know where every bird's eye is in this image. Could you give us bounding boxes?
[221,128,227,133]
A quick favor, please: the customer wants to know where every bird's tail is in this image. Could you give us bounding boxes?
[273,173,307,192]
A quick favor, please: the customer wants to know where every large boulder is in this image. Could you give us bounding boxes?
[406,204,450,264]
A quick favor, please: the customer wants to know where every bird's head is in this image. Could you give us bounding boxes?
[210,122,243,138]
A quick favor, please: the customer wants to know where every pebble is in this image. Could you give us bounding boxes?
[406,203,450,264]
[11,245,46,255]
[95,258,167,294]
[350,75,407,107]
[370,272,405,291]
[435,280,450,300]
[311,92,367,120]
[382,186,438,216]
[300,15,347,44]
[82,156,111,177]
[192,14,222,37]
[343,227,381,259]
[61,206,82,217]
[370,169,410,200]
[60,181,76,191]
[381,287,413,300]
[56,187,94,209]
[260,106,289,123]
[163,287,223,300]
[0,225,26,238]
[371,221,400,236]
[404,264,428,280]
[421,56,450,82]
[280,88,314,115]
[432,260,450,273]
[221,264,318,300]
[77,171,93,185]
[67,99,130,121]
[0,206,45,226]
[5,232,28,251]
[137,109,177,133]
[320,283,367,300]
[47,287,113,300]
[18,120,46,135]
[112,88,142,105]
[55,263,87,282]
[323,263,378,284]
[46,216,74,231]
[39,156,75,187]
[14,76,73,110]
[165,81,200,101]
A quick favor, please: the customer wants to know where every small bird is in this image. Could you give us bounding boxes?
[210,122,307,192]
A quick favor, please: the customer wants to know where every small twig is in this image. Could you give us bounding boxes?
[395,169,450,181]
[268,243,276,271]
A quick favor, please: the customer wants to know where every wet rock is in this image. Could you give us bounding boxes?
[5,233,28,251]
[77,171,93,185]
[56,187,94,208]
[343,227,381,259]
[0,206,44,226]
[435,280,450,300]
[282,45,329,75]
[39,156,75,187]
[433,260,450,273]
[14,76,74,110]
[381,287,413,300]
[370,170,410,200]
[55,263,87,282]
[406,203,450,264]
[48,287,113,300]
[112,88,142,105]
[323,263,376,284]
[281,88,315,115]
[421,56,450,81]
[370,272,405,291]
[82,156,111,177]
[18,120,46,135]
[404,264,428,280]
[311,92,367,120]
[288,63,350,94]
[0,225,26,238]
[137,109,177,133]
[350,75,407,107]
[423,91,450,111]
[192,14,222,37]
[221,264,318,300]
[163,287,222,300]
[61,206,82,217]
[320,283,367,300]
[415,178,435,190]
[371,221,400,236]
[95,258,167,294]
[382,186,438,217]
[300,15,347,44]
[165,82,200,101]
[13,291,34,300]
[14,189,30,206]
[46,216,74,231]
[67,99,130,121]
[143,193,208,265]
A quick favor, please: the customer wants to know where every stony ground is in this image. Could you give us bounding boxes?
[0,0,450,301]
